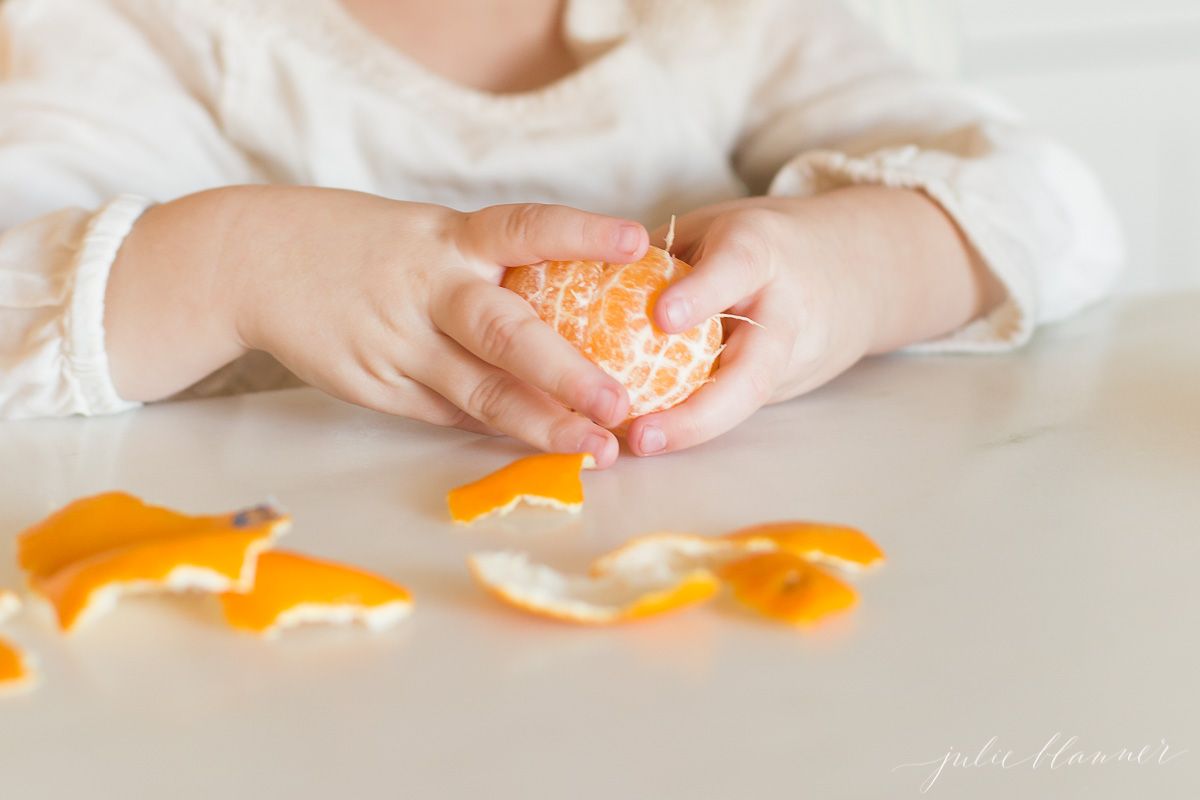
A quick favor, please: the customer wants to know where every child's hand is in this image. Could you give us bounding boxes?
[626,187,997,456]
[106,187,649,467]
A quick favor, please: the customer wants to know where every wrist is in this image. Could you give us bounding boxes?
[104,188,251,400]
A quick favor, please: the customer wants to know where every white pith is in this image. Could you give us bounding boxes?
[469,550,711,623]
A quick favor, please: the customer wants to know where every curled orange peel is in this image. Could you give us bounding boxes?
[585,525,881,627]
[0,591,35,694]
[470,523,882,627]
[220,551,413,638]
[447,452,595,524]
[16,492,289,633]
[722,521,885,572]
[719,551,857,625]
[467,551,719,625]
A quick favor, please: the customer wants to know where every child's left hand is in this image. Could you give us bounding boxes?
[626,187,996,456]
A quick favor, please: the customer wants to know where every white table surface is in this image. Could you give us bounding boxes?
[1,293,1197,799]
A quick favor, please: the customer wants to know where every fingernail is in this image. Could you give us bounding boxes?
[637,425,666,455]
[589,386,621,425]
[662,297,691,331]
[579,432,610,460]
[616,224,642,255]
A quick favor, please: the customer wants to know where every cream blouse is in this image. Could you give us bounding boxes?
[0,0,1124,419]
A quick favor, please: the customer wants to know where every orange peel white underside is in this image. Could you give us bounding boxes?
[16,492,290,633]
[0,590,18,624]
[220,551,413,638]
[447,452,595,524]
[468,551,720,625]
[472,522,883,627]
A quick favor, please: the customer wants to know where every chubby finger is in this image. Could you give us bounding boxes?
[334,369,500,436]
[459,203,648,267]
[414,339,620,467]
[433,280,630,427]
[625,322,781,457]
[653,213,779,334]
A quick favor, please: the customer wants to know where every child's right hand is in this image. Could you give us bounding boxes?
[105,186,648,466]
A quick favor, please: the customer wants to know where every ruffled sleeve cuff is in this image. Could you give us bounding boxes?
[63,194,154,415]
[768,146,1035,353]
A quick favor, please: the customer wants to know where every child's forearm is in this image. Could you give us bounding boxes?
[814,185,1003,354]
[104,187,255,401]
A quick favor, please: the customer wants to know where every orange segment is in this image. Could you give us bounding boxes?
[723,521,885,571]
[16,493,290,633]
[468,551,719,625]
[720,552,858,625]
[0,636,35,694]
[220,551,413,637]
[503,247,724,419]
[447,452,595,524]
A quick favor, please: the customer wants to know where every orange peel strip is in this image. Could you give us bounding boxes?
[0,636,36,695]
[722,521,885,571]
[17,492,290,633]
[447,453,595,524]
[220,551,413,638]
[468,551,719,625]
[719,551,858,625]
[0,592,35,694]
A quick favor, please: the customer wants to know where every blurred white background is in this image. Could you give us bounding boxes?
[852,0,1200,294]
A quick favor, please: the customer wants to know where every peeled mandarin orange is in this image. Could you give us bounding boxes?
[447,452,594,524]
[719,551,858,625]
[723,522,885,572]
[219,551,413,638]
[503,246,723,420]
[16,492,289,632]
[468,551,719,625]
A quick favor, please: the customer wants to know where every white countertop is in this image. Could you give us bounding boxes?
[1,293,1197,799]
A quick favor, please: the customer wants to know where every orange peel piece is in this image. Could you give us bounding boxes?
[722,521,885,571]
[16,492,290,633]
[468,551,719,625]
[589,528,878,626]
[0,592,34,694]
[220,551,413,638]
[447,452,595,524]
[719,551,857,625]
[0,636,35,695]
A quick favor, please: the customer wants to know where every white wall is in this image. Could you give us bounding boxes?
[959,1,1200,293]
[854,0,1200,293]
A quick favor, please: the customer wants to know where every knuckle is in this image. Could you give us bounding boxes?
[721,210,782,285]
[577,213,614,253]
[546,413,584,449]
[555,370,594,409]
[477,310,532,365]
[504,204,545,252]
[443,280,484,322]
[467,372,516,424]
